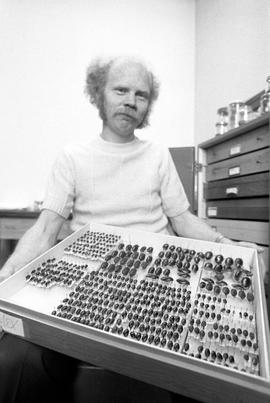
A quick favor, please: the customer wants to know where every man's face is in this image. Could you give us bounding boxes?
[103,61,151,140]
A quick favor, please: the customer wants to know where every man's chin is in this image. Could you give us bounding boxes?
[116,119,137,132]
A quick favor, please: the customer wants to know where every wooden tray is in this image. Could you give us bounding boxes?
[0,223,270,403]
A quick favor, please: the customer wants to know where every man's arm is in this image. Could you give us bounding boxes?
[170,210,264,252]
[0,210,65,282]
[170,210,232,243]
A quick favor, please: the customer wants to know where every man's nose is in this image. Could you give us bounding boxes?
[124,92,136,109]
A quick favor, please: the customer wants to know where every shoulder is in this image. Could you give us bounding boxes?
[136,138,168,158]
[62,141,91,156]
[56,142,93,164]
[51,142,92,172]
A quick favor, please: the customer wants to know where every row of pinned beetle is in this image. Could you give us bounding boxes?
[198,251,254,302]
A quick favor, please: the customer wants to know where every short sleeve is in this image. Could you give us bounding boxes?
[42,148,75,219]
[159,148,190,217]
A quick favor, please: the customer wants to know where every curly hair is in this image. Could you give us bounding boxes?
[84,57,160,128]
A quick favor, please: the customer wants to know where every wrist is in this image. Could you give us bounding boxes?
[1,258,18,275]
[219,236,236,245]
[214,233,235,245]
[214,233,225,243]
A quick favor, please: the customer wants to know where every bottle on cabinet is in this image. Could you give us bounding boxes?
[260,75,270,114]
[228,101,246,130]
[215,106,228,136]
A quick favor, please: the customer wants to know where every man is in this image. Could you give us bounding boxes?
[0,56,261,403]
[0,56,239,283]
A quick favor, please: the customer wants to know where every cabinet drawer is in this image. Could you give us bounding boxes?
[204,172,269,200]
[206,148,270,181]
[206,197,269,220]
[206,218,269,245]
[206,124,269,164]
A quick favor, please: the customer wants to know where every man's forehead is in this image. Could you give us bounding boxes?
[107,58,151,89]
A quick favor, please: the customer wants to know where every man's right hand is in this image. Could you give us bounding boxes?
[0,210,65,285]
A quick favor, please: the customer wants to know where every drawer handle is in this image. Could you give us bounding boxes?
[256,136,263,141]
[226,187,238,196]
[228,166,241,176]
[229,145,241,156]
[207,207,217,217]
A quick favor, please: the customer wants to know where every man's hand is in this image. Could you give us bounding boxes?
[220,237,265,253]
[237,241,265,253]
[0,210,65,285]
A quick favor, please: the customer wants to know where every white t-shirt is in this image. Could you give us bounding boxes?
[42,136,190,234]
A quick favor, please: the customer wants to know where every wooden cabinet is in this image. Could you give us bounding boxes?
[198,114,270,313]
[198,114,269,233]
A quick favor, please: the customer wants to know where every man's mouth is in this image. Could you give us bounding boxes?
[116,112,136,120]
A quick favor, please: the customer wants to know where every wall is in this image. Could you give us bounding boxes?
[195,0,270,145]
[0,0,196,207]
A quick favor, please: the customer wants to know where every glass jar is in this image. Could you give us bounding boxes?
[215,122,228,136]
[260,93,270,114]
[260,75,270,114]
[228,101,245,129]
[239,104,252,125]
[217,107,229,124]
[215,106,228,136]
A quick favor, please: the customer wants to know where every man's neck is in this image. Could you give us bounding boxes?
[101,125,135,144]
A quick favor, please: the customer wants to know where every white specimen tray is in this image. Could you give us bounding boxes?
[0,222,270,403]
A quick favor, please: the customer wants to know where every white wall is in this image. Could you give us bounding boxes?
[195,0,270,145]
[0,0,196,207]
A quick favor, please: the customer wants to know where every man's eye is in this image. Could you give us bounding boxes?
[115,88,126,94]
[137,94,147,101]
[136,93,149,101]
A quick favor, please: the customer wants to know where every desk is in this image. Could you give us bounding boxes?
[0,210,71,267]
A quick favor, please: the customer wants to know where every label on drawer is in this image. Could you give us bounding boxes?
[207,207,217,216]
[0,311,25,336]
[229,144,241,155]
[228,166,241,176]
[225,187,239,195]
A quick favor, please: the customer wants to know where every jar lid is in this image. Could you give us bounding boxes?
[261,93,270,100]
[217,107,228,115]
[229,100,245,106]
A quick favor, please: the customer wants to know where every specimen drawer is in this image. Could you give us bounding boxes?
[206,123,269,164]
[204,172,269,200]
[206,197,269,220]
[206,219,269,245]
[205,148,270,182]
